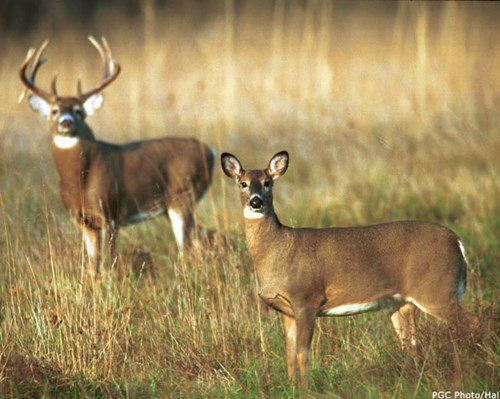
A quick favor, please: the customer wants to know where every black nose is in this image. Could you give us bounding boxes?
[250,196,263,209]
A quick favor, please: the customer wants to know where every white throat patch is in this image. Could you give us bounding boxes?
[53,135,79,149]
[244,208,265,219]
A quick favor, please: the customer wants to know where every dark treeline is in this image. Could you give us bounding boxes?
[1,0,499,38]
[1,0,402,36]
[1,0,159,35]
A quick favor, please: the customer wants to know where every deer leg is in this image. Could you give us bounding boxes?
[404,294,479,335]
[421,302,479,334]
[391,303,419,353]
[412,300,480,377]
[168,207,194,255]
[295,308,316,391]
[81,226,102,275]
[280,313,297,382]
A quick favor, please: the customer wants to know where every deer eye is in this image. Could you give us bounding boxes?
[74,108,84,118]
[51,108,59,116]
[240,182,247,188]
[264,181,271,188]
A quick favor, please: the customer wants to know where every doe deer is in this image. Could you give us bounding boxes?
[221,151,479,388]
[19,38,215,273]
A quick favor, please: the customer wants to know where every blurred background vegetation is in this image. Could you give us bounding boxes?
[0,1,498,397]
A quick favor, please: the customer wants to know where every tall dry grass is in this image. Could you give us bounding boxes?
[0,1,498,397]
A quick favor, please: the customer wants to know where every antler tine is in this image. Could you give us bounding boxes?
[101,37,115,74]
[88,35,108,79]
[78,36,121,102]
[29,48,47,82]
[51,74,58,96]
[27,40,49,81]
[18,41,54,103]
[18,48,36,103]
[24,47,36,63]
[77,78,83,97]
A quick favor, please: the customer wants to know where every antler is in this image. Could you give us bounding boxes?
[19,37,120,104]
[77,36,121,101]
[18,40,58,103]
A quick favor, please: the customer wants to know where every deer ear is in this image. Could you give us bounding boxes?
[28,95,51,118]
[83,93,104,116]
[221,153,243,179]
[267,151,289,180]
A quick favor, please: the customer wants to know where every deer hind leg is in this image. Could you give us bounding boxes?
[81,226,102,275]
[415,301,479,334]
[167,207,194,255]
[391,303,419,353]
[280,313,297,382]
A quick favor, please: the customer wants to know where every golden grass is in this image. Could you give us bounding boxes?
[0,1,498,397]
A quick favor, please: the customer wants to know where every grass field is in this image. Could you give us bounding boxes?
[0,1,499,397]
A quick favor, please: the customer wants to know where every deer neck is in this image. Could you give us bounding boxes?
[244,207,283,260]
[50,124,97,187]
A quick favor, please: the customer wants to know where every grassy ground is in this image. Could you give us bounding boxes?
[0,1,499,397]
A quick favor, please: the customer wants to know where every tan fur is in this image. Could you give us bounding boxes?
[221,151,478,390]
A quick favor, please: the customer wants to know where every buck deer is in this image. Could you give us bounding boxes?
[19,38,215,273]
[221,151,479,388]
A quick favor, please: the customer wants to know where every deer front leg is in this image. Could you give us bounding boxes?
[295,307,316,392]
[81,225,102,275]
[280,313,297,382]
[168,207,194,255]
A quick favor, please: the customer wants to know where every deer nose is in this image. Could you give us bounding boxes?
[58,115,75,132]
[60,119,73,128]
[250,196,263,210]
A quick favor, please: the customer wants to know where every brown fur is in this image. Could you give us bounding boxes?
[49,106,214,273]
[20,42,215,273]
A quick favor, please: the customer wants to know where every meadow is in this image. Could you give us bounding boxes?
[0,1,498,397]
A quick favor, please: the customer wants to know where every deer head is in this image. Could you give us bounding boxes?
[221,151,289,219]
[19,37,121,141]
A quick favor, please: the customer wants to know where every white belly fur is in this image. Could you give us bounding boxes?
[123,208,165,225]
[319,295,404,317]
